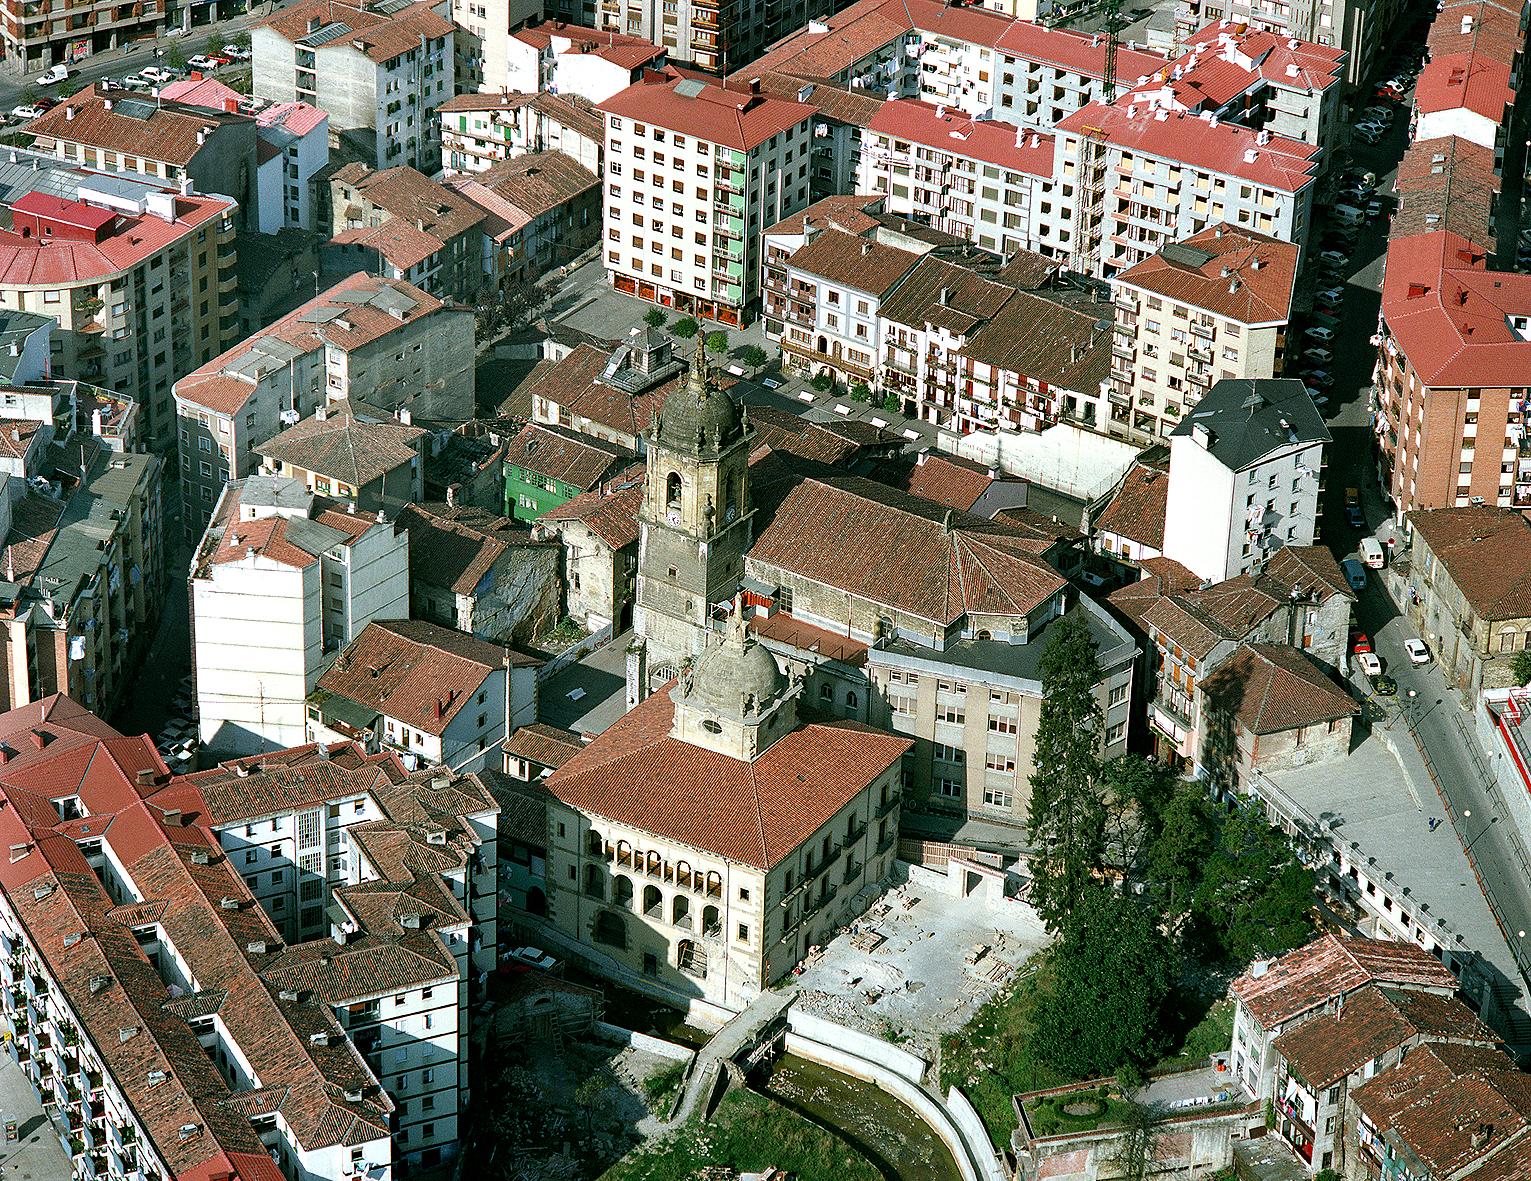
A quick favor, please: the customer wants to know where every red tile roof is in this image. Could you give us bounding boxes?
[259,0,455,64]
[786,226,922,297]
[994,21,1167,85]
[1380,230,1531,387]
[536,477,645,550]
[456,151,600,223]
[396,502,549,596]
[256,411,425,488]
[1115,223,1298,324]
[545,687,909,869]
[1230,933,1459,1030]
[1391,136,1498,246]
[24,92,253,167]
[749,476,1068,626]
[502,422,633,491]
[904,454,994,513]
[1406,506,1531,620]
[1414,51,1513,123]
[503,723,585,770]
[869,100,1057,178]
[1096,462,1169,549]
[512,22,666,71]
[318,619,538,736]
[257,101,328,138]
[598,69,814,152]
[1056,101,1320,193]
[1200,642,1358,733]
[1174,23,1345,98]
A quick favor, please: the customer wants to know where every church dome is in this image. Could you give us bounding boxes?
[657,337,743,453]
[684,618,786,719]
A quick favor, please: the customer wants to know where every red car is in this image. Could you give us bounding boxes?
[1351,631,1371,654]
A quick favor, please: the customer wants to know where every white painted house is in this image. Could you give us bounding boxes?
[191,476,410,756]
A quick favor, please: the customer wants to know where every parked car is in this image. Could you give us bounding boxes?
[1305,326,1336,341]
[1355,127,1383,143]
[1357,652,1382,676]
[10,104,43,120]
[1315,285,1345,303]
[1372,673,1397,695]
[1301,368,1334,386]
[222,43,251,59]
[1351,630,1371,654]
[187,54,221,70]
[1319,250,1349,267]
[117,75,153,92]
[38,64,68,86]
[1303,347,1334,363]
[1341,558,1368,590]
[1405,638,1432,664]
[140,65,173,83]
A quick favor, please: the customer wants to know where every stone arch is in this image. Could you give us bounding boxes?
[643,883,662,917]
[672,894,691,929]
[593,911,627,949]
[613,875,634,908]
[677,938,707,978]
[666,471,682,509]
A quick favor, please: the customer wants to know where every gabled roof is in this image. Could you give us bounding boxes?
[868,100,1057,177]
[25,92,253,167]
[1114,223,1298,326]
[786,227,922,298]
[512,22,666,71]
[904,454,995,513]
[1406,506,1531,620]
[502,422,633,491]
[745,405,866,467]
[1414,50,1512,123]
[1230,933,1461,1029]
[1170,378,1329,470]
[537,477,645,550]
[396,502,546,596]
[1199,642,1357,733]
[749,476,1068,626]
[1391,136,1497,246]
[458,151,600,223]
[545,688,909,869]
[597,69,813,152]
[317,619,539,737]
[256,411,425,488]
[259,0,455,64]
[1096,462,1169,549]
[503,723,585,771]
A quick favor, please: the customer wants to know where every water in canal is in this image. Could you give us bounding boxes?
[752,1054,964,1181]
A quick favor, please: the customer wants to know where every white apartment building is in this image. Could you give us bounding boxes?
[174,274,472,543]
[1056,92,1321,279]
[1108,224,1299,444]
[599,71,816,327]
[253,0,455,175]
[313,618,541,773]
[857,100,1060,259]
[502,22,665,101]
[449,0,540,90]
[254,101,330,234]
[191,476,411,756]
[989,21,1169,126]
[1177,0,1405,86]
[1161,378,1329,583]
[441,90,605,174]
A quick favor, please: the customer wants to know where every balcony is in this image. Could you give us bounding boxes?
[845,821,867,844]
[1189,321,1214,340]
[876,792,899,818]
[877,830,897,854]
[842,861,862,886]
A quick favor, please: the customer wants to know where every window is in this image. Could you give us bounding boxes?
[985,753,1015,773]
[988,715,1018,734]
[935,778,963,798]
[982,787,1013,809]
[933,743,963,763]
[1108,684,1127,706]
[936,704,964,724]
[736,922,749,943]
[1106,722,1126,744]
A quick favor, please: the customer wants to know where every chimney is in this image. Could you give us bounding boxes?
[135,769,155,787]
[446,482,461,508]
[625,636,648,712]
[939,286,949,306]
[750,77,761,93]
[433,699,443,720]
[180,175,193,197]
[104,99,112,111]
[861,240,871,255]
[66,105,75,120]
[224,97,239,113]
[162,809,182,826]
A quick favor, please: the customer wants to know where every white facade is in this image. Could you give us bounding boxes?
[255,105,330,234]
[450,0,540,91]
[442,96,604,175]
[1162,416,1325,584]
[503,32,652,103]
[193,481,410,756]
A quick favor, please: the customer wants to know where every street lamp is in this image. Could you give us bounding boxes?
[1461,809,1499,856]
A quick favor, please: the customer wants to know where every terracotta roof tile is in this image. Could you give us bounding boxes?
[1391,137,1498,246]
[537,476,644,550]
[1200,642,1357,733]
[1115,223,1299,325]
[786,227,922,297]
[1406,506,1531,620]
[598,69,814,152]
[25,92,252,167]
[256,411,425,487]
[503,723,585,770]
[463,151,599,222]
[545,689,909,869]
[1096,462,1169,549]
[259,0,454,64]
[904,454,994,513]
[746,404,866,467]
[502,422,633,492]
[1230,933,1460,1030]
[396,502,548,596]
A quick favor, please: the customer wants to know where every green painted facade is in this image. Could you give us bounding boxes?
[505,462,583,522]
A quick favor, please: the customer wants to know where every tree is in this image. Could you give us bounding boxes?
[1147,783,1217,922]
[162,42,189,72]
[881,390,901,413]
[706,331,728,354]
[672,316,699,339]
[643,308,668,329]
[810,373,833,393]
[1107,1097,1173,1181]
[227,27,252,51]
[740,345,767,368]
[1511,649,1531,686]
[1190,795,1315,961]
[849,381,871,403]
[1026,615,1108,928]
[1102,755,1177,883]
[1032,890,1174,1076]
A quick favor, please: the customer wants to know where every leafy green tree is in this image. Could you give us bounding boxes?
[1033,891,1174,1076]
[162,42,189,72]
[706,331,728,354]
[1147,783,1217,921]
[1026,615,1108,928]
[881,390,901,413]
[740,345,767,368]
[672,316,699,339]
[849,381,871,403]
[1102,754,1177,882]
[1511,649,1531,686]
[643,308,668,329]
[1191,796,1314,961]
[810,373,833,393]
[227,28,252,51]
[1107,1096,1172,1181]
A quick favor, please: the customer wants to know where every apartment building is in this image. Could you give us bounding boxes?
[254,0,456,175]
[503,21,666,101]
[598,70,816,327]
[533,477,643,634]
[1056,93,1320,279]
[448,151,602,292]
[540,613,910,1010]
[1176,0,1404,86]
[1375,230,1531,513]
[1401,506,1531,697]
[25,91,261,229]
[450,0,540,90]
[256,408,428,516]
[0,152,239,453]
[0,0,169,75]
[857,100,1061,259]
[526,333,687,453]
[151,738,503,1172]
[191,475,410,755]
[326,164,488,304]
[313,618,539,772]
[174,273,473,542]
[1162,378,1328,583]
[770,228,922,391]
[0,408,163,719]
[254,101,331,235]
[441,90,605,175]
[1108,225,1300,444]
[503,422,634,520]
[867,595,1136,827]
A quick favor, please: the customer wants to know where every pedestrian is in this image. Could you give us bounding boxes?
[1428,817,1438,832]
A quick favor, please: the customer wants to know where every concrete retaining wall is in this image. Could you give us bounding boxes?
[593,1021,695,1062]
[947,1086,998,1167]
[788,1009,928,1085]
[784,1027,1006,1181]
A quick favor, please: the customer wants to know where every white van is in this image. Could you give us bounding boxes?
[1360,538,1385,568]
[1333,204,1365,225]
[1341,558,1368,590]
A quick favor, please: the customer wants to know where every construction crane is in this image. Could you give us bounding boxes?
[1100,0,1124,102]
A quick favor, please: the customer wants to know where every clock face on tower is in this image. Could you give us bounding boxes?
[725,505,737,523]
[667,510,681,526]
